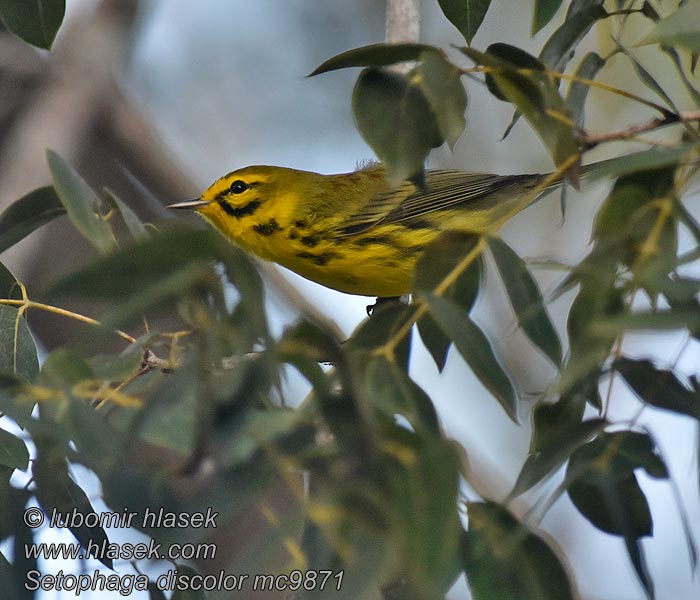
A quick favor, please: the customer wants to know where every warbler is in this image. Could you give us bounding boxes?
[168,164,553,298]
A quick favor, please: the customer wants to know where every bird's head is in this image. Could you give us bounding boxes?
[168,165,315,241]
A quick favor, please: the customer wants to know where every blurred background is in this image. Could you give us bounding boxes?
[1,0,698,598]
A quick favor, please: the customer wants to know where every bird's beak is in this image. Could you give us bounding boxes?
[167,199,210,210]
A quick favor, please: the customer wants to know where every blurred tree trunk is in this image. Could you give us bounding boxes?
[0,0,197,349]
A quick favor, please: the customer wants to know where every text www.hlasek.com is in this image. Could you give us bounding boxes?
[24,538,215,562]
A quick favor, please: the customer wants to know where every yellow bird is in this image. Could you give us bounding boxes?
[168,164,550,298]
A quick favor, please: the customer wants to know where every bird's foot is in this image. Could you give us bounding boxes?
[366,296,404,317]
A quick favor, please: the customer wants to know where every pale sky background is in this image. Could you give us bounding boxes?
[8,1,700,598]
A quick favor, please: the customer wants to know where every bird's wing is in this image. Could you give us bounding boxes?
[337,170,542,235]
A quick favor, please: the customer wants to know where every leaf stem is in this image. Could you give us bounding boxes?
[0,297,136,344]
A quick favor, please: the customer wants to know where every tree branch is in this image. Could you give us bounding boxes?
[579,109,700,148]
[386,0,420,43]
[386,0,420,74]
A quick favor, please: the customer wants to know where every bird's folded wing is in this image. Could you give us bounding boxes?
[338,170,541,234]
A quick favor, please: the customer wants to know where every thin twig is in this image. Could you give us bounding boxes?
[579,110,700,148]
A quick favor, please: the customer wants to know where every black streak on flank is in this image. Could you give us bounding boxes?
[355,235,392,246]
[253,219,281,235]
[403,218,431,230]
[218,198,261,218]
[300,236,318,247]
[288,230,298,240]
[297,251,332,266]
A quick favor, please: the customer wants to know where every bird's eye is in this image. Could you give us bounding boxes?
[229,180,248,194]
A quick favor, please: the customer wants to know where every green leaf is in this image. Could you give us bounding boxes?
[566,52,605,127]
[641,0,700,51]
[11,516,36,600]
[104,188,150,239]
[437,0,493,44]
[510,415,605,499]
[461,44,580,177]
[660,46,700,108]
[352,68,441,185]
[463,502,575,600]
[309,43,439,75]
[414,232,482,371]
[0,0,65,49]
[592,308,700,335]
[533,0,564,35]
[0,306,39,383]
[0,186,66,253]
[614,357,700,420]
[421,292,517,421]
[46,150,115,254]
[489,237,562,367]
[584,145,693,182]
[349,302,414,369]
[32,439,113,569]
[618,43,677,112]
[568,470,653,538]
[566,432,666,547]
[562,279,622,391]
[416,51,468,149]
[387,432,462,596]
[0,262,22,302]
[592,166,677,281]
[366,357,440,433]
[0,428,29,470]
[48,228,219,301]
[539,2,607,72]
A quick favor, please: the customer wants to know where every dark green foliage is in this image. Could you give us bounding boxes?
[0,0,65,49]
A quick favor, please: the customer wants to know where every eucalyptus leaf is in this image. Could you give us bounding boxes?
[416,51,467,149]
[0,0,65,49]
[566,432,666,545]
[0,428,29,470]
[352,68,441,185]
[0,187,66,254]
[0,306,39,383]
[615,357,700,420]
[617,44,677,112]
[584,145,693,182]
[310,43,440,75]
[510,417,605,499]
[461,44,580,177]
[46,150,115,255]
[532,0,564,35]
[539,2,607,72]
[387,431,462,596]
[437,0,492,44]
[659,46,700,107]
[641,0,700,51]
[48,228,220,301]
[421,292,517,421]
[32,439,113,569]
[463,502,575,600]
[414,232,482,371]
[104,188,150,239]
[566,52,605,127]
[489,237,562,367]
[366,357,440,433]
